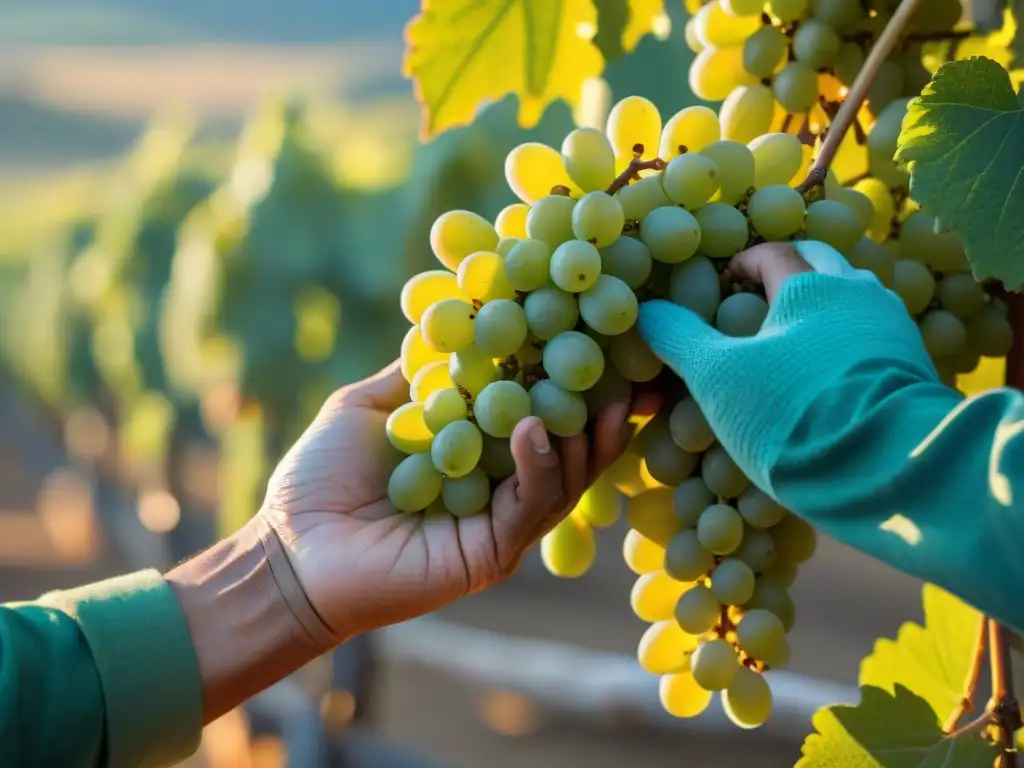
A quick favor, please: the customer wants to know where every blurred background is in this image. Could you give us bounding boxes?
[0,1,989,766]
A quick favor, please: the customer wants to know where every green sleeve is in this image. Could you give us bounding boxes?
[3,570,204,768]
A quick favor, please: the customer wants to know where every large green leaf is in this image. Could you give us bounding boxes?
[896,56,1024,288]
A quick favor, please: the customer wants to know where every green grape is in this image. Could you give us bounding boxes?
[689,47,758,102]
[694,0,763,47]
[719,83,775,145]
[866,98,910,162]
[474,299,528,358]
[584,366,632,417]
[737,487,787,529]
[834,42,864,85]
[431,420,483,478]
[644,430,699,486]
[640,206,702,263]
[541,514,596,577]
[626,487,681,546]
[386,401,435,454]
[937,274,985,319]
[526,194,577,248]
[401,270,462,325]
[528,379,588,437]
[865,59,904,113]
[848,236,894,287]
[660,105,721,159]
[474,380,531,438]
[697,503,745,555]
[420,297,476,353]
[675,585,722,634]
[576,473,623,528]
[573,191,626,247]
[810,0,861,29]
[495,203,530,239]
[606,95,662,159]
[479,434,516,479]
[504,238,552,292]
[410,361,455,403]
[700,141,755,204]
[617,175,673,222]
[702,444,751,499]
[733,528,776,573]
[919,309,967,357]
[429,210,500,272]
[909,0,962,32]
[691,638,740,691]
[423,387,468,435]
[743,26,787,79]
[723,668,773,729]
[715,293,769,338]
[550,240,603,293]
[669,256,721,323]
[442,468,491,518]
[749,132,804,188]
[670,396,715,452]
[562,127,616,192]
[388,452,443,513]
[674,477,717,527]
[735,609,786,661]
[762,636,791,669]
[805,199,864,254]
[868,147,909,189]
[505,142,578,204]
[792,19,840,69]
[771,513,817,563]
[747,185,806,241]
[665,529,716,580]
[966,306,1014,357]
[723,0,766,14]
[496,237,519,258]
[579,274,639,336]
[400,324,448,382]
[710,558,756,605]
[457,251,517,303]
[891,259,936,315]
[772,62,819,115]
[584,325,611,349]
[523,286,579,340]
[610,327,664,382]
[449,345,499,396]
[600,236,653,289]
[543,330,606,391]
[762,557,798,588]
[832,188,874,229]
[424,498,452,517]
[695,203,749,259]
[684,15,705,53]
[768,0,808,21]
[947,348,981,375]
[747,579,796,631]
[899,211,969,273]
[662,153,721,210]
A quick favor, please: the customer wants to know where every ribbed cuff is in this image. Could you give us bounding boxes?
[39,570,203,768]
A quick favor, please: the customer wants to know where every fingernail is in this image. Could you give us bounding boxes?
[529,421,551,454]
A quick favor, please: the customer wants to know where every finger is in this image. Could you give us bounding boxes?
[727,242,814,304]
[558,431,590,510]
[489,417,566,568]
[332,360,409,411]
[588,399,633,485]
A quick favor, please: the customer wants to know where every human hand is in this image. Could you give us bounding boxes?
[258,360,657,645]
[636,240,939,496]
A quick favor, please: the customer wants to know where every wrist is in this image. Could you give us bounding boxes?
[165,519,332,723]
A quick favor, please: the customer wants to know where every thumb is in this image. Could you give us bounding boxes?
[636,299,728,381]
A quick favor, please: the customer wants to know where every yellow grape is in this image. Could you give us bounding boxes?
[694,0,762,47]
[505,143,580,204]
[562,127,616,192]
[660,106,721,158]
[748,132,804,188]
[430,210,499,272]
[684,16,704,53]
[574,76,612,131]
[823,127,868,184]
[410,361,455,402]
[659,672,714,718]
[723,667,773,728]
[605,451,649,496]
[495,203,530,238]
[720,84,775,145]
[623,528,666,574]
[400,270,461,324]
[576,472,622,528]
[386,402,434,454]
[630,570,691,621]
[853,176,895,242]
[400,324,448,382]
[638,620,698,674]
[457,252,516,303]
[626,487,682,546]
[541,513,596,578]
[606,95,662,160]
[689,47,758,103]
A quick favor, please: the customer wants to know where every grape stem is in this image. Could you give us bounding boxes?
[795,0,927,194]
[943,617,987,733]
[606,157,668,196]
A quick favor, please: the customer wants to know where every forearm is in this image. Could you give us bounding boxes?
[769,361,1024,633]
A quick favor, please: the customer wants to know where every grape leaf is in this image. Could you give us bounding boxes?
[896,57,1024,288]
[798,685,997,767]
[403,0,604,138]
[859,584,983,720]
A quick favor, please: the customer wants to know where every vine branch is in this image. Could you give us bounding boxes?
[606,155,668,196]
[944,617,988,733]
[796,0,927,194]
[990,619,1020,766]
